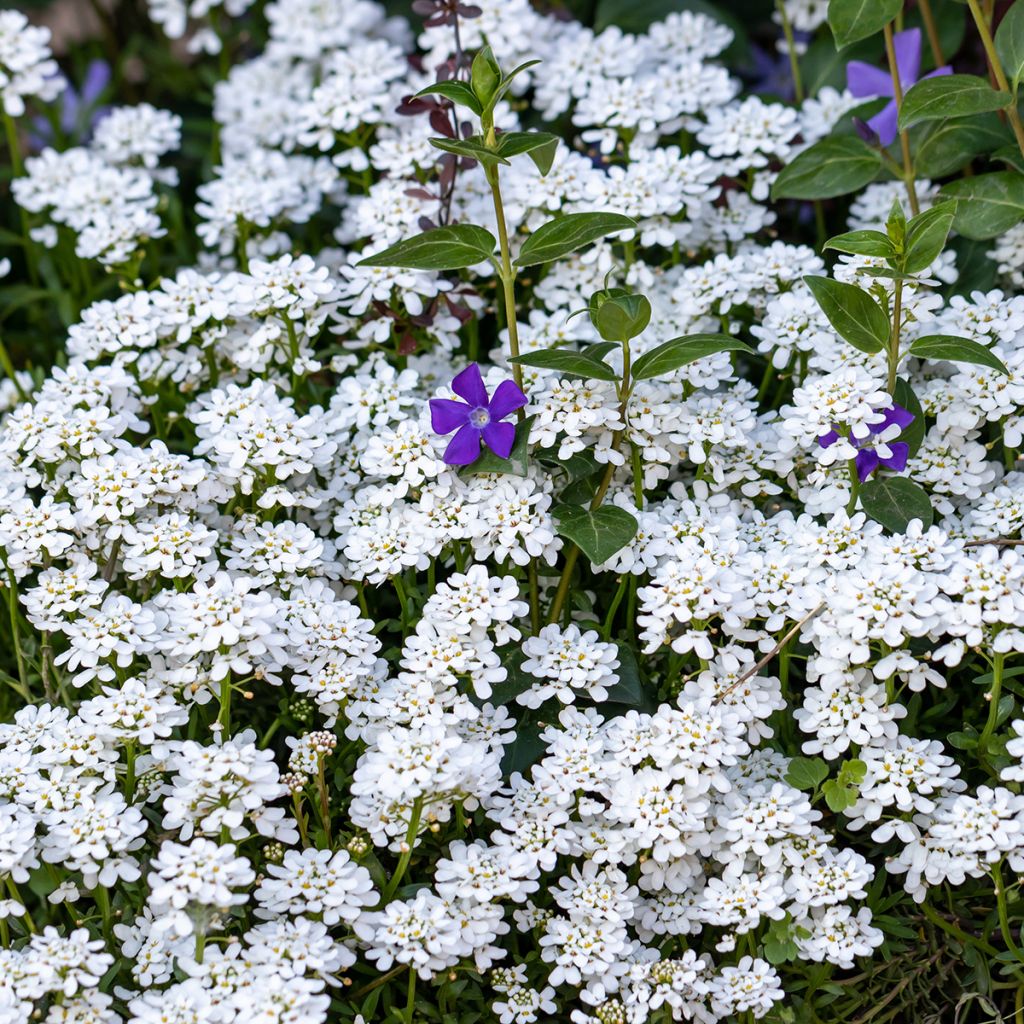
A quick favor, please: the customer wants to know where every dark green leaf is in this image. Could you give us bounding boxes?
[828,0,901,47]
[414,80,482,115]
[462,415,533,478]
[947,729,979,750]
[914,116,1011,178]
[509,348,618,381]
[909,334,1009,374]
[605,644,654,710]
[859,476,935,533]
[994,143,1024,174]
[554,505,639,564]
[632,333,753,380]
[430,136,508,166]
[804,275,889,354]
[358,224,496,270]
[903,202,956,274]
[785,756,829,791]
[501,715,546,776]
[489,649,536,705]
[941,171,1024,239]
[892,378,926,458]
[771,136,882,200]
[594,293,651,342]
[996,0,1024,94]
[824,229,896,258]
[539,448,603,484]
[496,131,560,175]
[898,74,1011,131]
[515,212,636,267]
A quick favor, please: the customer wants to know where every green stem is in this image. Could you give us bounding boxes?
[393,573,410,633]
[382,797,424,904]
[993,861,1024,963]
[887,275,904,394]
[404,964,417,1024]
[920,901,998,957]
[3,562,28,699]
[601,575,630,641]
[0,332,27,403]
[195,928,206,964]
[846,459,861,515]
[918,0,945,66]
[882,22,920,216]
[775,0,805,103]
[485,165,524,395]
[979,650,1005,752]
[6,877,35,933]
[218,678,232,734]
[966,0,1024,160]
[95,885,113,944]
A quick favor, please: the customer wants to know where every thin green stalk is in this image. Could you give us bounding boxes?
[3,112,39,286]
[882,23,920,216]
[485,165,524,395]
[887,275,904,394]
[846,459,861,515]
[0,332,27,403]
[993,861,1024,963]
[920,901,998,957]
[404,963,417,1024]
[95,885,114,944]
[393,573,410,633]
[979,650,1005,752]
[315,758,333,847]
[3,562,29,699]
[601,576,630,640]
[6,877,35,933]
[218,678,232,734]
[966,0,1024,159]
[775,0,805,103]
[382,796,424,904]
[918,0,945,66]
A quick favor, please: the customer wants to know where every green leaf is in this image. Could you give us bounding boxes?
[903,202,956,274]
[785,756,829,791]
[892,378,926,458]
[632,333,753,380]
[859,476,935,533]
[824,229,896,259]
[898,75,1011,132]
[908,334,1009,374]
[947,729,979,750]
[593,293,651,342]
[941,171,1024,240]
[430,136,509,166]
[539,448,603,485]
[914,115,1012,178]
[828,0,901,47]
[501,714,546,776]
[771,136,882,201]
[554,505,639,564]
[358,224,496,270]
[462,415,533,478]
[840,758,867,785]
[515,212,636,267]
[496,131,560,175]
[471,46,502,107]
[606,645,654,711]
[489,649,537,705]
[993,143,1024,174]
[804,275,889,354]
[414,80,483,115]
[509,348,618,381]
[996,0,1024,94]
[822,778,858,813]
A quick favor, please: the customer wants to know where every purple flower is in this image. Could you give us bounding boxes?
[429,363,527,466]
[819,404,915,482]
[847,29,951,146]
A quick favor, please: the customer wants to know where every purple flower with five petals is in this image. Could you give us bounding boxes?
[819,404,915,481]
[847,29,951,146]
[429,363,527,466]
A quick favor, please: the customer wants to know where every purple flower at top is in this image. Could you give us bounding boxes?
[429,363,527,466]
[847,29,951,146]
[819,404,915,482]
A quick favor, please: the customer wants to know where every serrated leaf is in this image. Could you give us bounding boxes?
[996,0,1024,94]
[461,414,533,478]
[898,75,1011,132]
[859,476,935,533]
[631,333,753,380]
[358,224,496,270]
[909,334,1009,374]
[941,171,1024,240]
[903,202,956,274]
[785,756,829,791]
[554,505,638,564]
[772,136,882,201]
[804,275,889,354]
[510,348,618,381]
[496,131,560,175]
[515,212,636,267]
[414,80,483,115]
[824,229,896,259]
[892,378,925,458]
[828,0,901,46]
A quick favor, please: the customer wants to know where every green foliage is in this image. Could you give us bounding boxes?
[908,335,1009,374]
[514,212,636,267]
[631,334,753,380]
[827,0,901,47]
[804,276,889,354]
[897,75,1012,132]
[358,224,496,269]
[941,172,1024,240]
[509,348,618,380]
[859,476,935,533]
[553,505,639,563]
[771,136,881,200]
[996,0,1024,96]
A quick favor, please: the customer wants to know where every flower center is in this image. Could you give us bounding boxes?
[469,407,491,428]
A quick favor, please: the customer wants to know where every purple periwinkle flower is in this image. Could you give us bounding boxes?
[847,29,951,146]
[819,404,915,482]
[429,363,527,466]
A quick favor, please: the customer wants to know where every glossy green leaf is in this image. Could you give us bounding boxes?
[462,415,533,478]
[903,202,956,274]
[828,0,901,46]
[941,171,1024,239]
[914,115,1011,178]
[605,644,654,711]
[996,0,1024,94]
[804,275,889,354]
[414,80,482,115]
[496,131,560,175]
[892,378,926,458]
[993,143,1024,174]
[357,224,496,270]
[430,136,508,166]
[632,333,753,380]
[471,46,502,107]
[771,136,882,200]
[594,293,651,342]
[898,75,1011,132]
[554,505,639,564]
[515,212,636,267]
[859,476,934,533]
[509,348,618,381]
[908,334,1009,374]
[824,229,896,259]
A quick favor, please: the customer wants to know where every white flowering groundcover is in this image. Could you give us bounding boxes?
[3,0,1024,1021]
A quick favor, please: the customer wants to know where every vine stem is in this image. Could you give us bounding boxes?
[993,861,1024,963]
[918,0,945,66]
[966,0,1024,160]
[887,275,904,394]
[978,650,1005,752]
[882,22,920,216]
[485,165,524,394]
[774,0,805,103]
[381,796,424,904]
